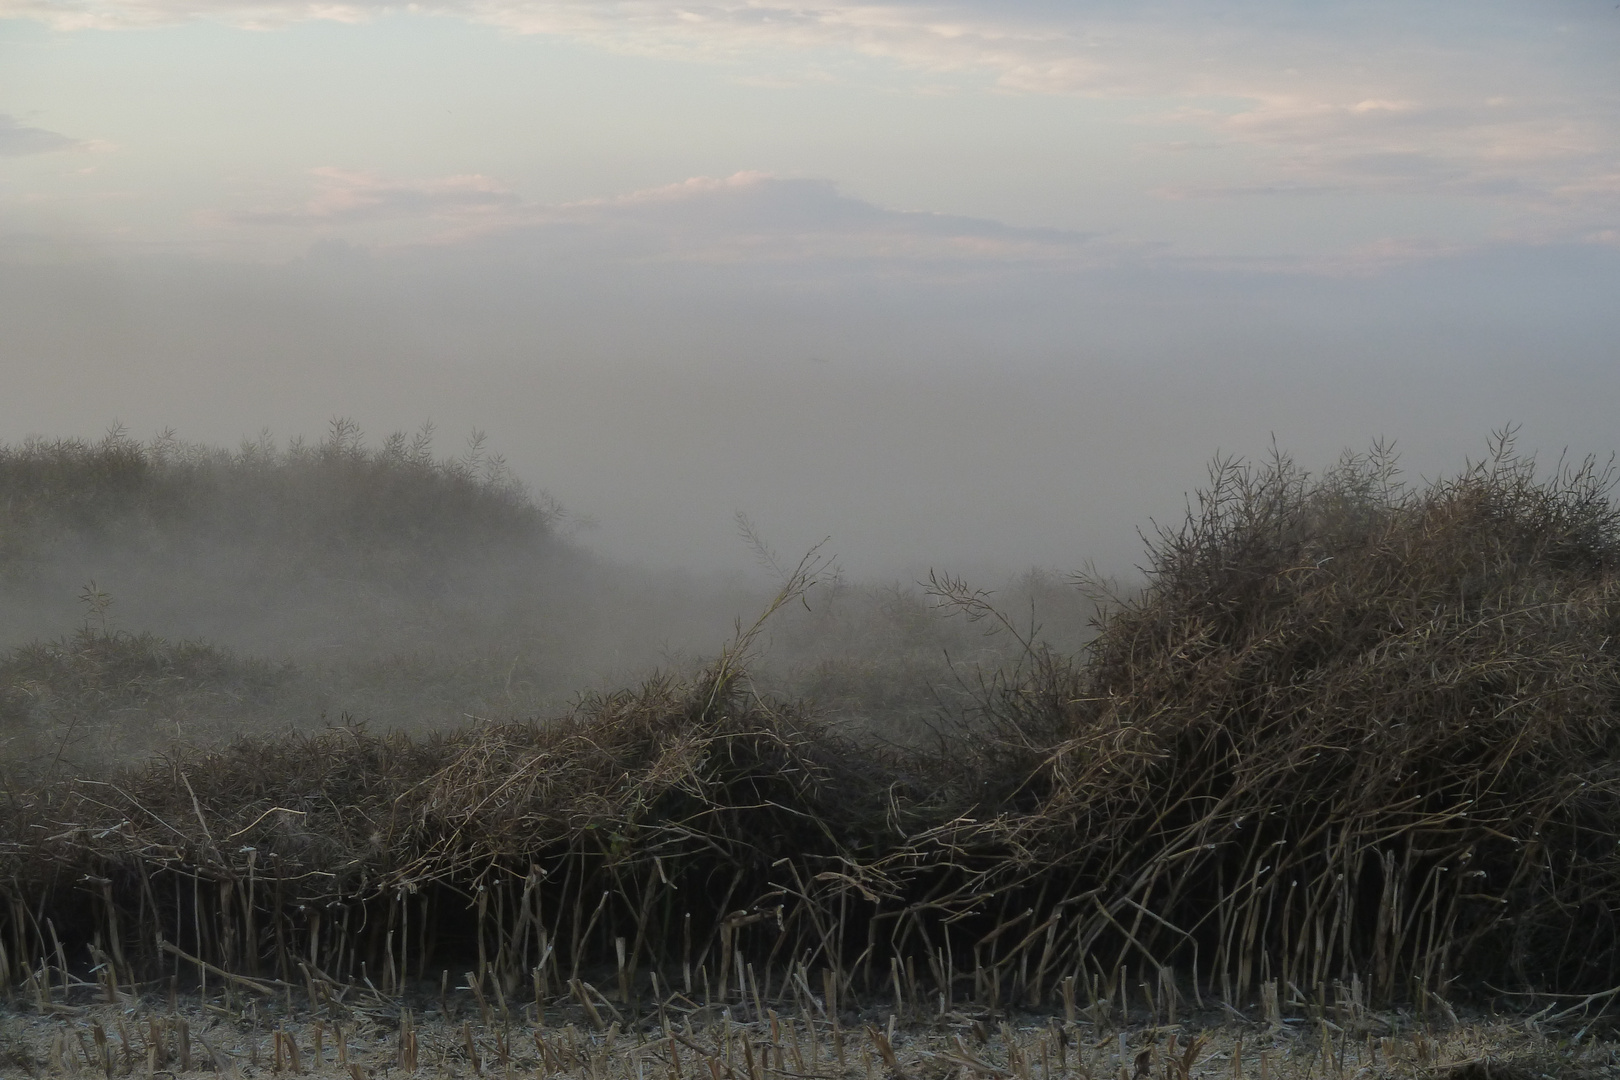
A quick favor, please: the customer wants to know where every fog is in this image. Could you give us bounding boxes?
[5,0,1620,775]
[0,421,1107,783]
[6,0,1619,585]
[5,209,1620,585]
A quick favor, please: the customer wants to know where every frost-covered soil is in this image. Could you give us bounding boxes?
[1,988,1614,1079]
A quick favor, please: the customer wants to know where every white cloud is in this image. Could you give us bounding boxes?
[9,2,1618,229]
[0,113,83,156]
[229,167,1101,266]
[230,168,521,224]
[8,1,1619,252]
[567,172,1099,264]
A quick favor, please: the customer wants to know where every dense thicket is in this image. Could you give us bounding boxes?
[0,420,552,581]
[0,423,600,773]
[973,436,1620,1002]
[4,434,1619,1014]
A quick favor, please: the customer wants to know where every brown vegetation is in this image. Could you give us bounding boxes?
[4,432,1620,1037]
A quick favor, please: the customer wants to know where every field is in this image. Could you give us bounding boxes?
[3,976,1617,1078]
[4,426,1620,1075]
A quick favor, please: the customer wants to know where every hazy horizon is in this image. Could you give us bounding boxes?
[5,0,1620,581]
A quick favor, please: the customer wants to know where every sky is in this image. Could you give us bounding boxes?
[2,1,1619,578]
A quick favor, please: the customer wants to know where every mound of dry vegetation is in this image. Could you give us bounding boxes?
[4,433,1620,1026]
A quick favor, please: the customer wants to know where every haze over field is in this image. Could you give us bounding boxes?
[12,3,1620,1027]
[3,1,1619,579]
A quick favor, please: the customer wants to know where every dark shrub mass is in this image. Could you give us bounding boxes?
[4,431,1619,1010]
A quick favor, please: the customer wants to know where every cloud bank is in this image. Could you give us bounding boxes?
[230,168,523,225]
[8,2,1615,247]
[225,169,1103,268]
[0,113,82,156]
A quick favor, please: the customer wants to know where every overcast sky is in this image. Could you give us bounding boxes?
[3,1,1619,577]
